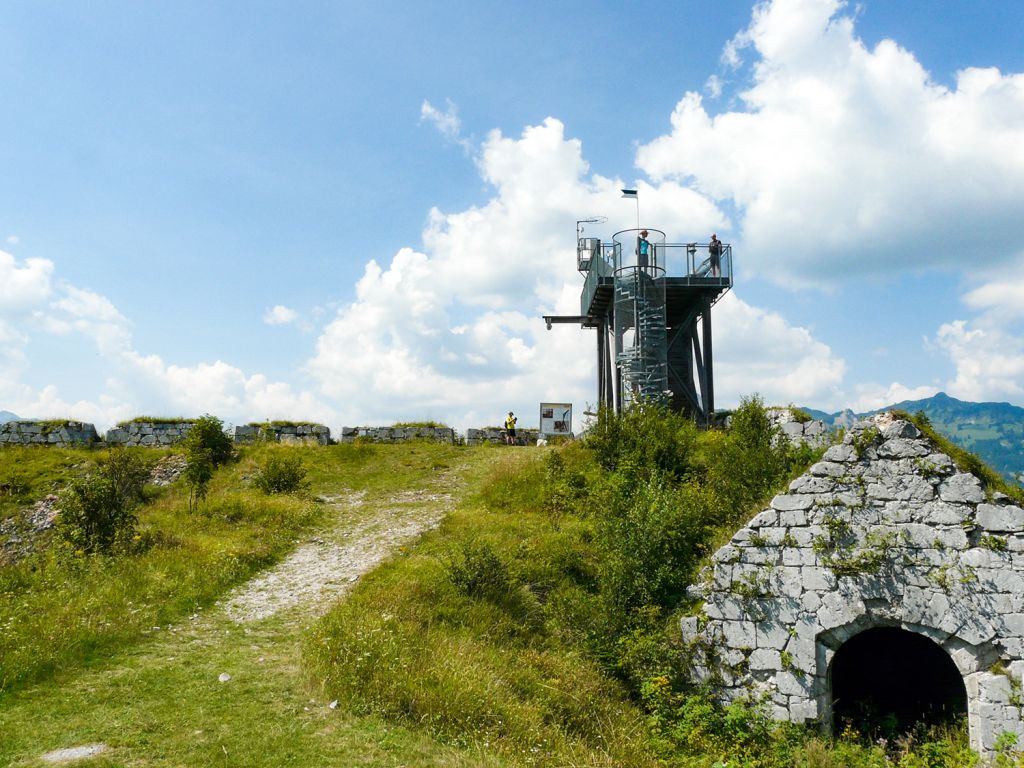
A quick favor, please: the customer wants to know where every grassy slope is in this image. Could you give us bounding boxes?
[0,417,993,768]
[0,443,527,767]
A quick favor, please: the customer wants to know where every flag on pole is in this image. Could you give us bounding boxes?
[621,189,638,198]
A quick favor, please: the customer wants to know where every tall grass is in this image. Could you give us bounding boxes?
[0,447,322,696]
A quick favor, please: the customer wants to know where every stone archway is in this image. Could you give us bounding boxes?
[829,627,968,736]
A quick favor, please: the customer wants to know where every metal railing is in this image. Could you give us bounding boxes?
[579,234,733,315]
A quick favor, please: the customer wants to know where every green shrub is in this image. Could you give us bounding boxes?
[181,414,233,511]
[586,402,699,480]
[100,448,149,508]
[445,539,513,602]
[55,473,137,555]
[252,453,310,495]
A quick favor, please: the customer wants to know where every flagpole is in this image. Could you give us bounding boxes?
[621,188,640,232]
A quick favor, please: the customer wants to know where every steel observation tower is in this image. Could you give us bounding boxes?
[544,222,733,426]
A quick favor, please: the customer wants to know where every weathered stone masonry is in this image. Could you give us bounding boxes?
[684,414,1024,755]
[0,421,99,446]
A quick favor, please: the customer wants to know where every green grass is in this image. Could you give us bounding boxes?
[0,449,323,695]
[116,416,194,426]
[304,448,658,766]
[391,421,450,429]
[0,413,996,768]
[1,441,505,767]
[0,446,135,522]
[246,420,322,428]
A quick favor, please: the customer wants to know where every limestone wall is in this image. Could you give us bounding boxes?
[685,414,1024,755]
[466,428,540,446]
[234,423,331,445]
[339,426,455,444]
[766,408,831,448]
[106,421,195,447]
[0,421,99,447]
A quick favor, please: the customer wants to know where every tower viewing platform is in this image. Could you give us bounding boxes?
[578,229,733,321]
[546,227,733,425]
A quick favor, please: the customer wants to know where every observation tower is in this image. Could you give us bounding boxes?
[544,225,733,425]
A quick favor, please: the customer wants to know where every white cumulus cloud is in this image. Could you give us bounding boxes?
[636,0,1024,284]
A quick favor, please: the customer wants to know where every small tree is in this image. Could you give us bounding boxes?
[182,415,233,512]
[100,447,148,509]
[56,474,138,555]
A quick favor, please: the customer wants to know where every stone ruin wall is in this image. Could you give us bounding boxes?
[106,421,196,447]
[685,414,1024,755]
[339,426,456,444]
[0,421,99,447]
[0,420,334,448]
[0,420,558,448]
[466,428,541,446]
[235,424,331,445]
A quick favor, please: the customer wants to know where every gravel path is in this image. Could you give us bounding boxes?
[219,488,454,624]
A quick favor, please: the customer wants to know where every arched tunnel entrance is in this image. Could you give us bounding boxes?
[830,627,968,736]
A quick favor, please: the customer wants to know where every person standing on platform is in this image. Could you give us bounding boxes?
[504,411,518,445]
[708,233,722,277]
[637,230,651,270]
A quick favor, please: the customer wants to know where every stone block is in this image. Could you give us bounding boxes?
[809,461,850,478]
[772,494,816,512]
[776,670,814,696]
[979,673,1014,704]
[920,501,972,525]
[881,421,922,440]
[802,567,837,592]
[801,591,822,613]
[789,475,837,494]
[977,504,1024,533]
[877,438,931,459]
[938,473,985,504]
[722,621,757,647]
[748,510,778,529]
[1000,614,1024,636]
[757,621,793,650]
[789,699,819,723]
[748,648,781,670]
[822,444,856,463]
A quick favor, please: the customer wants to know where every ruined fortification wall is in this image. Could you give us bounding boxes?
[685,414,1024,754]
[234,424,331,445]
[106,421,195,447]
[0,421,99,447]
[339,426,455,444]
[466,428,540,446]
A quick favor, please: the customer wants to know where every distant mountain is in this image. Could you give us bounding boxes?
[804,393,1024,484]
[0,410,19,424]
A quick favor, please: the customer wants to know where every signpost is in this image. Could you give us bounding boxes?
[539,403,573,438]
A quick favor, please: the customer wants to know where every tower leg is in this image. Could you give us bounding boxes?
[702,297,714,422]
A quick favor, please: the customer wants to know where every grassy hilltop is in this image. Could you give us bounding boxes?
[0,402,988,767]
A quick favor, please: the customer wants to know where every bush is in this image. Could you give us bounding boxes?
[252,453,309,495]
[100,448,149,508]
[56,473,138,555]
[586,402,699,480]
[445,539,513,602]
[182,414,233,512]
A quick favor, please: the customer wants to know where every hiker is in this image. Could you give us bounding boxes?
[504,411,517,445]
[708,234,722,277]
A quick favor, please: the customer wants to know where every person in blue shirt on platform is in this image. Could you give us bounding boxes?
[637,230,651,269]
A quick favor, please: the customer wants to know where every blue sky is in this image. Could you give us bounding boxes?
[2,0,1024,431]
